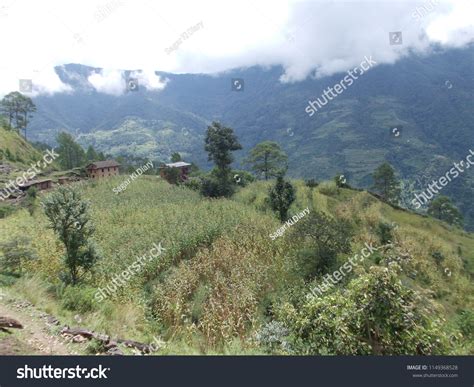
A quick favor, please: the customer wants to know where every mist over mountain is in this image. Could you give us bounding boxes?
[28,45,474,228]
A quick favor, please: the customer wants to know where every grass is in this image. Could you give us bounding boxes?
[0,175,473,354]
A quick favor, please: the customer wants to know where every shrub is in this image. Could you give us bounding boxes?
[0,204,16,219]
[318,181,338,196]
[255,321,290,354]
[61,285,97,313]
[376,222,394,245]
[457,310,474,338]
[276,265,449,355]
[305,179,318,188]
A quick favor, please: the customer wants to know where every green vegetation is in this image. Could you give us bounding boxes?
[42,186,101,285]
[268,175,295,221]
[245,141,288,180]
[371,162,401,205]
[0,91,36,140]
[0,174,472,354]
[428,195,463,227]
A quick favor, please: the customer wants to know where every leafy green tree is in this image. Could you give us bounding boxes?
[86,145,99,161]
[293,211,352,277]
[171,152,182,162]
[428,196,463,226]
[372,162,401,205]
[0,91,36,139]
[245,141,288,180]
[0,237,36,274]
[42,187,100,285]
[56,132,86,169]
[268,175,295,221]
[202,122,242,197]
[276,265,449,355]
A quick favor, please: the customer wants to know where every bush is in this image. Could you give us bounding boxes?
[61,285,97,313]
[318,181,338,196]
[255,321,290,354]
[305,179,318,188]
[376,222,394,245]
[200,175,235,198]
[457,310,474,338]
[276,265,449,355]
[0,204,16,219]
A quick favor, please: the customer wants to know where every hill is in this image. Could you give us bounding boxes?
[24,46,474,230]
[0,176,472,354]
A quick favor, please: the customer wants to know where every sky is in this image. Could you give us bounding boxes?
[0,0,472,96]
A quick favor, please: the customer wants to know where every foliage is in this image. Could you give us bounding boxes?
[376,222,394,245]
[292,211,353,278]
[255,321,290,354]
[372,162,401,205]
[86,145,99,161]
[276,265,450,355]
[428,196,463,227]
[171,152,182,162]
[0,91,36,140]
[61,285,98,313]
[203,122,242,197]
[161,166,181,185]
[56,132,86,170]
[0,237,36,274]
[42,186,100,285]
[244,141,287,180]
[268,176,295,221]
[456,310,474,338]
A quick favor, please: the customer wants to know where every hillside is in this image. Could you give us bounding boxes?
[24,46,474,230]
[1,176,472,355]
[0,127,43,169]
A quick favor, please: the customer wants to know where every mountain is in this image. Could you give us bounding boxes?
[26,46,474,229]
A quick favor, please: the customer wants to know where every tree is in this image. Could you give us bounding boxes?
[202,122,242,197]
[0,92,36,139]
[372,162,401,205]
[86,145,99,161]
[245,141,288,180]
[293,211,352,277]
[428,196,463,226]
[276,266,449,355]
[171,152,182,162]
[268,175,295,222]
[0,237,36,274]
[56,132,86,169]
[42,187,100,285]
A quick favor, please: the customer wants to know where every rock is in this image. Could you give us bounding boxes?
[0,316,23,329]
[106,346,123,356]
[72,334,87,343]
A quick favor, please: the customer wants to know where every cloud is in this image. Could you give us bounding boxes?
[87,69,125,96]
[0,0,472,96]
[87,68,168,95]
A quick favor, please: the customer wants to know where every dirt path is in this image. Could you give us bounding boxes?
[0,292,78,355]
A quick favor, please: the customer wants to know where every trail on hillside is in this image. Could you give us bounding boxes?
[0,293,76,355]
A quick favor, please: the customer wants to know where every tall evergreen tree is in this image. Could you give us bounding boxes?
[372,162,401,205]
[0,91,36,139]
[268,175,295,221]
[56,132,86,169]
[428,196,463,226]
[245,141,288,180]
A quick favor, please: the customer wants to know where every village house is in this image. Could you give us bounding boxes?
[160,161,191,182]
[86,160,120,179]
[18,179,53,192]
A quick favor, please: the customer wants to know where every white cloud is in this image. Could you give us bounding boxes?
[87,69,125,96]
[0,0,472,96]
